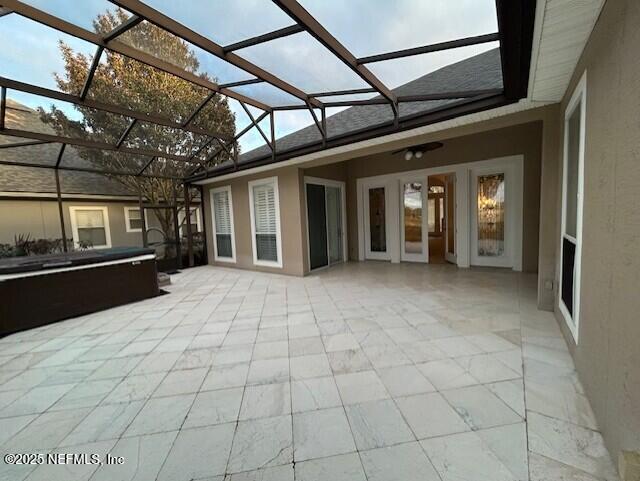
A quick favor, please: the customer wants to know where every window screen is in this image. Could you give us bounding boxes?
[127,208,142,231]
[252,182,278,262]
[213,190,233,259]
[75,209,107,247]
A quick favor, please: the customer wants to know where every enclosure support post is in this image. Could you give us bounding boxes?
[173,190,182,270]
[184,183,194,268]
[138,190,148,247]
[54,168,68,252]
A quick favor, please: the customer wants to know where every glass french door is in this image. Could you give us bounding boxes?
[470,170,512,267]
[364,185,390,260]
[401,180,428,262]
[445,174,456,263]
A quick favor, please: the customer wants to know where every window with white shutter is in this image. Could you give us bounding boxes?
[249,177,282,267]
[211,186,235,261]
[69,206,111,249]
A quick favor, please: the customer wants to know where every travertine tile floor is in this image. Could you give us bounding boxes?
[0,262,620,481]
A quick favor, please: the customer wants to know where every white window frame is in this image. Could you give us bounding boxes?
[559,71,587,343]
[248,176,283,268]
[69,205,112,249]
[123,206,148,233]
[210,185,236,263]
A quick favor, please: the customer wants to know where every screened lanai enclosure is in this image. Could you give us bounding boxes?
[0,0,534,265]
[0,0,535,171]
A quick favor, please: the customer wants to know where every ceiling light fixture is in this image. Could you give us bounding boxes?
[394,141,445,161]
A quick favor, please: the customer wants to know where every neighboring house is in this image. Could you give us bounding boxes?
[0,100,202,249]
[195,0,639,466]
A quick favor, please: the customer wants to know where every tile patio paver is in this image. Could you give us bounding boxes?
[0,263,620,481]
[344,399,415,450]
[293,407,356,461]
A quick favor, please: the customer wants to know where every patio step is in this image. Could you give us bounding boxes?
[158,272,171,287]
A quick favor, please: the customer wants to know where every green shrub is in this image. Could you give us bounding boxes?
[0,234,74,258]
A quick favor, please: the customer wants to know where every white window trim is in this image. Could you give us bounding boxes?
[210,185,236,263]
[69,205,112,249]
[123,206,149,233]
[178,206,202,236]
[559,71,587,344]
[248,176,283,268]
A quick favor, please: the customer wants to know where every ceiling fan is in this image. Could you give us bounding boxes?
[393,141,443,161]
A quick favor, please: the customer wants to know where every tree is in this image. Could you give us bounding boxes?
[39,9,237,252]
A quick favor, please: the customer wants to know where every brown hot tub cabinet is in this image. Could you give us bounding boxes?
[0,247,159,336]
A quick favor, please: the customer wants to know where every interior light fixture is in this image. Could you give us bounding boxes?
[404,151,413,161]
[414,150,423,159]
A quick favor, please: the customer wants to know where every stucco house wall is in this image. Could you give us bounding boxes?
[202,166,306,276]
[553,0,640,461]
[0,198,183,249]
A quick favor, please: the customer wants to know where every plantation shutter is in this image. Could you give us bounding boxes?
[252,183,278,262]
[213,190,233,258]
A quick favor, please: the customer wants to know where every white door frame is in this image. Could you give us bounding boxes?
[469,161,523,270]
[356,155,523,271]
[399,176,429,263]
[304,176,348,272]
[444,173,457,264]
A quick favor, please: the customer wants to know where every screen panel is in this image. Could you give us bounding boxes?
[23,0,129,33]
[367,43,501,90]
[118,20,255,85]
[5,91,131,144]
[0,135,62,167]
[60,145,149,174]
[140,0,294,46]
[0,14,99,96]
[236,31,369,93]
[86,50,212,124]
[298,0,498,58]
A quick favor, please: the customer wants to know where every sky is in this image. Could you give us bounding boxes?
[0,0,498,153]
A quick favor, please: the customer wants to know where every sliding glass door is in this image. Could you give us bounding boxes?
[306,179,345,271]
[326,186,343,264]
[306,183,328,270]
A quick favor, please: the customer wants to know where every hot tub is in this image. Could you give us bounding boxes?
[0,247,159,336]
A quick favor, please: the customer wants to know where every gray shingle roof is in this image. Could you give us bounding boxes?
[0,100,135,196]
[240,48,503,163]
